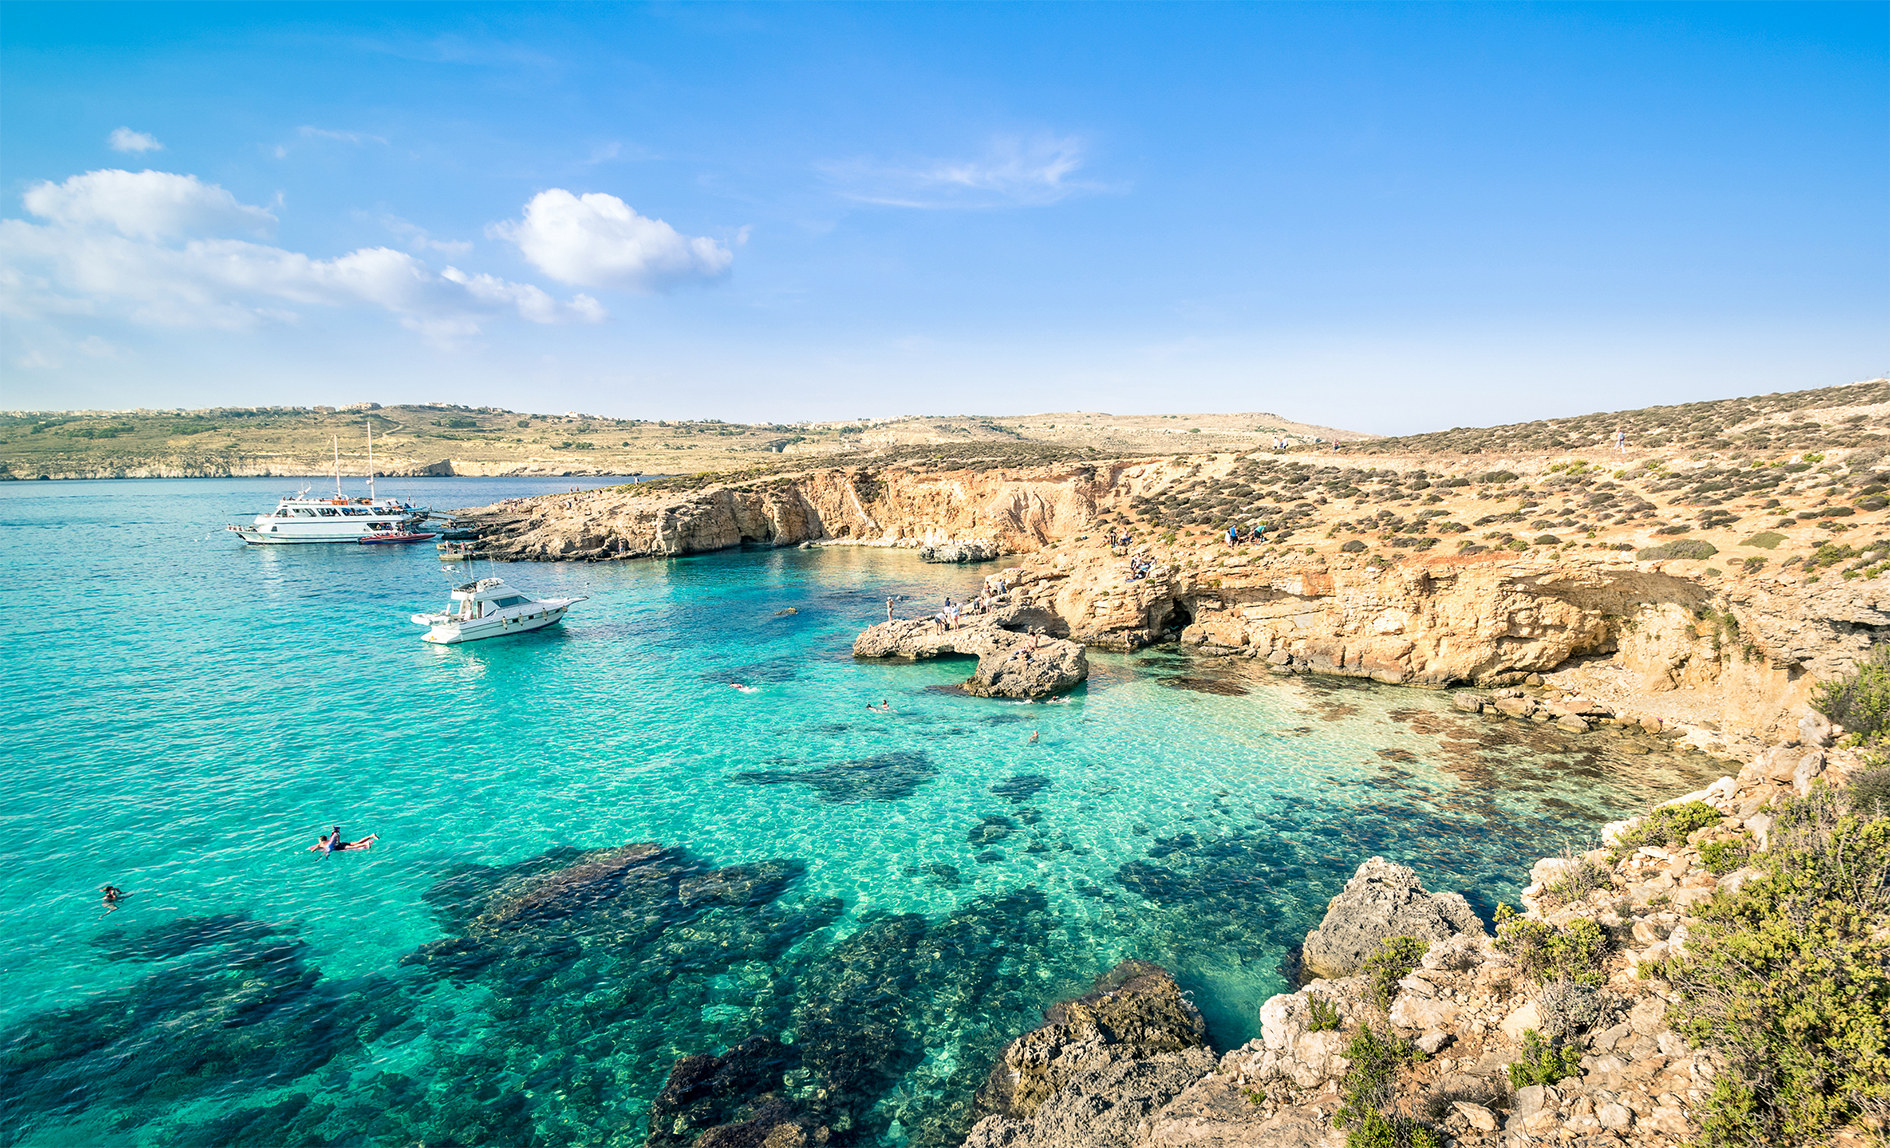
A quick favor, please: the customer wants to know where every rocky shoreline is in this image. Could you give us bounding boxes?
[946,721,1873,1148]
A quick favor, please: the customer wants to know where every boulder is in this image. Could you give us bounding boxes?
[972,960,1208,1124]
[1299,858,1486,980]
[854,610,1088,699]
[966,639,1089,699]
[921,539,1002,563]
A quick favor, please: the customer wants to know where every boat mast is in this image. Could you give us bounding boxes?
[366,420,376,501]
[332,436,343,498]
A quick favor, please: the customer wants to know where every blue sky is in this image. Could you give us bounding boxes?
[1,2,1884,433]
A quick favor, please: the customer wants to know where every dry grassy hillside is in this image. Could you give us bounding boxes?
[0,403,1366,480]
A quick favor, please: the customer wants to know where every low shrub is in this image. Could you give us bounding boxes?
[1507,1029,1584,1089]
[1363,935,1430,1011]
[1638,539,1719,561]
[1851,768,1890,817]
[1495,915,1610,986]
[1334,1026,1439,1148]
[1665,785,1890,1146]
[1308,994,1343,1032]
[1815,643,1890,746]
[1341,540,1367,553]
[1699,833,1753,876]
[1743,531,1786,549]
[1538,857,1612,908]
[1535,978,1617,1038]
[1612,800,1724,854]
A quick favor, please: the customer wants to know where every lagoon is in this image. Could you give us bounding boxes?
[0,477,1722,1146]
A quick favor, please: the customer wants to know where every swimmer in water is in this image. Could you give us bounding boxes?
[1027,730,1040,744]
[730,682,756,694]
[308,828,380,854]
[867,699,892,713]
[100,885,125,913]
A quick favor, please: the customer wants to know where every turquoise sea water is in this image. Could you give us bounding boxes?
[0,478,1725,1147]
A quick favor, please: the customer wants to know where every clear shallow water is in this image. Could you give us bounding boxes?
[0,478,1725,1147]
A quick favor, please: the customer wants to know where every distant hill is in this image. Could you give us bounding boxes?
[0,403,1366,481]
[1357,380,1890,457]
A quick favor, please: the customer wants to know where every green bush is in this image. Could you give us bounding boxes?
[1613,800,1724,854]
[1815,644,1890,745]
[1743,531,1786,549]
[1850,768,1890,817]
[1666,785,1890,1147]
[1507,1029,1583,1089]
[1308,994,1342,1032]
[1334,1026,1439,1148]
[1363,935,1430,1011]
[1496,915,1610,986]
[1538,857,1612,908]
[1699,833,1753,876]
[1638,539,1720,561]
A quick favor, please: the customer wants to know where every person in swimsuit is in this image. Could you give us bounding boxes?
[100,885,125,912]
[309,828,380,854]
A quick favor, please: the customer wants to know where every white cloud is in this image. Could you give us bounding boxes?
[108,127,164,154]
[823,134,1109,209]
[24,169,276,240]
[2,168,602,344]
[491,189,733,291]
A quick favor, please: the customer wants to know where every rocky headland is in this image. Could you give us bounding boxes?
[462,380,1890,752]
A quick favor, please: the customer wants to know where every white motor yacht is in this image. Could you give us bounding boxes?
[411,577,584,644]
[228,426,429,544]
[229,490,429,544]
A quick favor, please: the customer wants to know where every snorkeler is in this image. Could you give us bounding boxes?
[309,828,380,854]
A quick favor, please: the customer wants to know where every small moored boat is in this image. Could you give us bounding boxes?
[360,532,437,545]
[411,577,584,644]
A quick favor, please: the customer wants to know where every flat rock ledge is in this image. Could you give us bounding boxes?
[853,608,1088,699]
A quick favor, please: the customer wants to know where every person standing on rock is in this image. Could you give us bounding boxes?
[1616,429,1626,453]
[885,596,895,622]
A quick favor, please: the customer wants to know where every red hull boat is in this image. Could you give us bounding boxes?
[359,532,438,545]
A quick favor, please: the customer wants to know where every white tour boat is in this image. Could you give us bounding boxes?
[228,426,429,545]
[410,577,584,644]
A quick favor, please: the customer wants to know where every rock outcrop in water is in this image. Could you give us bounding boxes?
[961,961,1217,1148]
[1298,857,1484,980]
[853,606,1088,699]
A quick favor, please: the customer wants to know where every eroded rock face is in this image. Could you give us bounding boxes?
[962,960,1212,1146]
[1299,857,1485,980]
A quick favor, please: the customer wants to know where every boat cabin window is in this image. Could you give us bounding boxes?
[489,596,528,608]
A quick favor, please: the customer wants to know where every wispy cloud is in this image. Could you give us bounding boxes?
[108,127,164,154]
[272,126,389,159]
[822,134,1113,209]
[379,213,474,256]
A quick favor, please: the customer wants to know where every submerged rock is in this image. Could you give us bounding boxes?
[1299,857,1486,980]
[731,752,941,803]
